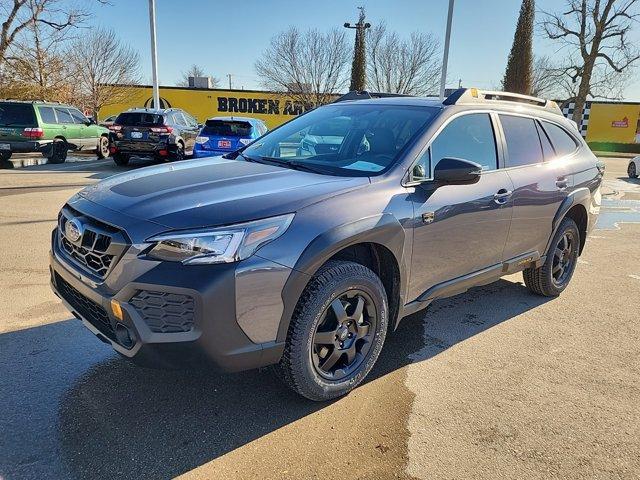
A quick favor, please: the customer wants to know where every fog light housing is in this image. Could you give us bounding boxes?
[110,299,123,321]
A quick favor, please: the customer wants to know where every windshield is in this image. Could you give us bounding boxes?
[241,103,439,176]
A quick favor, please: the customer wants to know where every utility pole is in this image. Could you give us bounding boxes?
[227,74,232,90]
[344,7,371,92]
[148,0,160,109]
[439,0,455,101]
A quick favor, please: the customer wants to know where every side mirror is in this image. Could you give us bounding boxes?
[433,157,482,185]
[85,118,94,126]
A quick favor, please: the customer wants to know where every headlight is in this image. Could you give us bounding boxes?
[146,213,294,265]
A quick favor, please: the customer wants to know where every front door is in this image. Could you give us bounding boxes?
[408,112,514,301]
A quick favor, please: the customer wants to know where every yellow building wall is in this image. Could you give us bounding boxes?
[99,86,323,129]
[586,103,640,144]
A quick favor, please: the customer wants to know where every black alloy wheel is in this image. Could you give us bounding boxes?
[311,289,377,381]
[629,162,638,179]
[551,231,577,288]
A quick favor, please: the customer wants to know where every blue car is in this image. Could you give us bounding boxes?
[193,116,268,158]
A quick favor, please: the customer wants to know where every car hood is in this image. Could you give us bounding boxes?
[78,157,369,230]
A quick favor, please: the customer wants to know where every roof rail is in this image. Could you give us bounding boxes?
[443,88,562,115]
[333,90,413,103]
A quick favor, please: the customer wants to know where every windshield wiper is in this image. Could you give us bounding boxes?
[258,156,330,174]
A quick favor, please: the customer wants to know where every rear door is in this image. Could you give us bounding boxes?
[198,119,255,153]
[68,107,93,148]
[0,103,37,148]
[54,107,81,147]
[36,106,63,142]
[180,111,200,153]
[499,114,566,259]
[116,112,166,152]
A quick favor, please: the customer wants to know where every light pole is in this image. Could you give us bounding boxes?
[439,0,455,101]
[148,0,160,109]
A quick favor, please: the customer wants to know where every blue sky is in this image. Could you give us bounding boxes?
[88,0,640,99]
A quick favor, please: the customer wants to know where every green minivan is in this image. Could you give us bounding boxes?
[0,100,111,165]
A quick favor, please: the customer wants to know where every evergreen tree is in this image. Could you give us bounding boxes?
[503,0,534,95]
[347,7,370,92]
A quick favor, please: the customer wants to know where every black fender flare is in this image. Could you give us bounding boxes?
[275,213,407,343]
[546,187,591,255]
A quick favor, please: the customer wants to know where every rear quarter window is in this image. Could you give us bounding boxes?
[500,115,544,167]
[38,106,57,124]
[542,121,578,157]
[0,103,36,126]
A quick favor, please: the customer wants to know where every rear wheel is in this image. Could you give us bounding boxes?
[0,151,13,169]
[113,152,130,166]
[47,139,67,164]
[629,162,638,179]
[171,142,185,161]
[97,136,109,159]
[523,217,580,297]
[274,260,388,401]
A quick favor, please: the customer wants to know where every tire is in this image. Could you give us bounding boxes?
[628,162,638,179]
[523,217,580,297]
[171,142,185,161]
[113,152,130,166]
[97,136,109,159]
[47,139,67,164]
[274,260,388,401]
[0,151,12,161]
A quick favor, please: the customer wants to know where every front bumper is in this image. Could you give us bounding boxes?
[193,148,230,158]
[49,228,288,372]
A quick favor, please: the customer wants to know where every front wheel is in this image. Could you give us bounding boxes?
[274,260,388,401]
[628,162,638,179]
[97,136,109,159]
[523,217,580,297]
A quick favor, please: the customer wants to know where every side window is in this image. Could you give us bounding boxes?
[38,106,57,124]
[182,111,197,127]
[68,108,88,124]
[172,112,187,126]
[54,107,73,124]
[535,121,555,160]
[500,115,544,167]
[542,121,578,157]
[430,113,497,173]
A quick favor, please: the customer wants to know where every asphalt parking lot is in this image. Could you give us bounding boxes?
[1,154,639,479]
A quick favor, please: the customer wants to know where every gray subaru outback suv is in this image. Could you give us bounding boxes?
[50,89,603,401]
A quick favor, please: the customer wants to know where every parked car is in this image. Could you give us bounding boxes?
[193,116,268,158]
[100,114,118,128]
[108,108,200,166]
[628,156,639,178]
[50,88,603,401]
[0,100,110,164]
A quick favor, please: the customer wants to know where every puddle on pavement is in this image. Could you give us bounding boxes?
[596,198,640,230]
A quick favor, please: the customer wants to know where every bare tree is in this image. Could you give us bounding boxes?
[176,64,220,87]
[67,27,141,118]
[366,23,441,95]
[0,0,104,66]
[255,27,350,107]
[541,0,640,122]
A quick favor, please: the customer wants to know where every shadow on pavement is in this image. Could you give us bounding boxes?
[0,278,551,479]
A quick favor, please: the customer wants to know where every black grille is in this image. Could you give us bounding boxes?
[55,273,115,340]
[130,290,195,333]
[57,206,128,280]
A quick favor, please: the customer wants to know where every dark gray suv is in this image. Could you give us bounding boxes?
[50,89,603,401]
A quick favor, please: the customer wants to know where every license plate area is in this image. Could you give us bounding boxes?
[130,131,144,139]
[218,140,231,149]
[0,143,10,150]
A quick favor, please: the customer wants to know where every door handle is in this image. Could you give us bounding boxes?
[493,188,512,204]
[556,177,568,190]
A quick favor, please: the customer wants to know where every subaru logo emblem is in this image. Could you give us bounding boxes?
[65,218,83,243]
